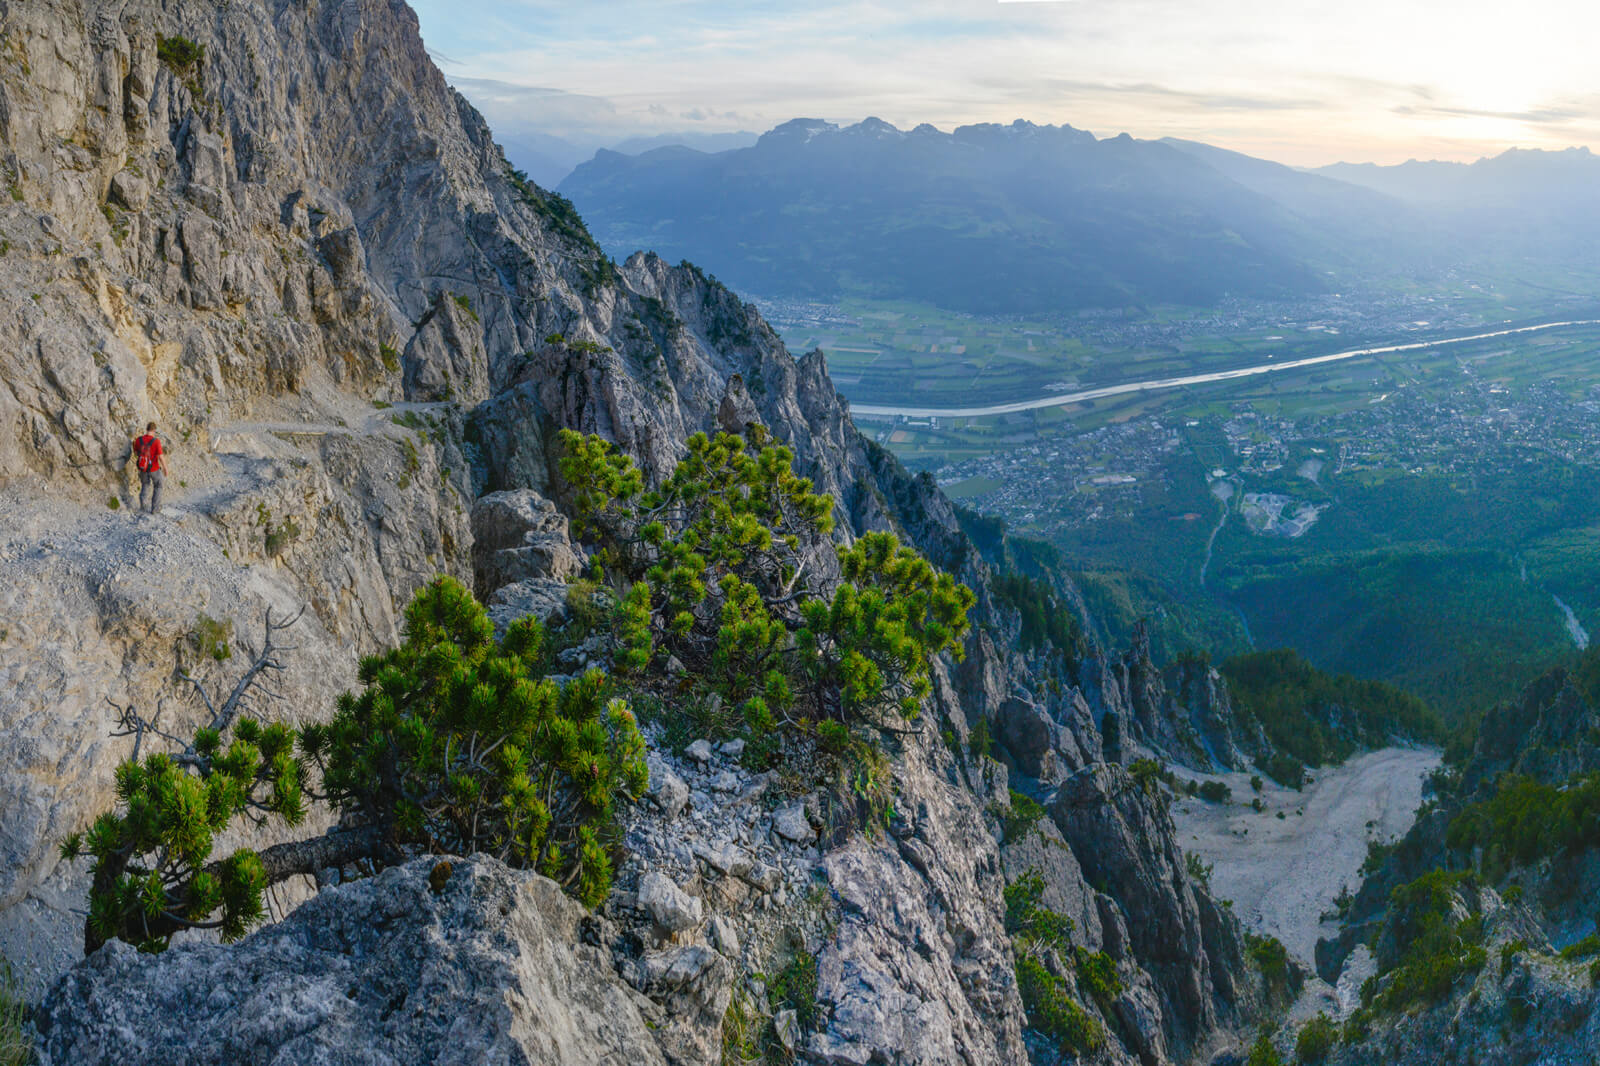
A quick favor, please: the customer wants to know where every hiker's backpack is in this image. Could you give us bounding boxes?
[134,434,160,473]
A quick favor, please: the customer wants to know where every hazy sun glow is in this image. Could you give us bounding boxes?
[408,0,1600,167]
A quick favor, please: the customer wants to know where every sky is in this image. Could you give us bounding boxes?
[408,0,1600,172]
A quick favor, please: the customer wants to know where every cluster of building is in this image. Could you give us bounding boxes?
[928,368,1600,541]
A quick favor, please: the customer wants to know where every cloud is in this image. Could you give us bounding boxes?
[1009,77,1324,114]
[1393,102,1596,126]
[410,0,1600,167]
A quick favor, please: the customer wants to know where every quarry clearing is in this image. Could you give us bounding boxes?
[1169,746,1440,968]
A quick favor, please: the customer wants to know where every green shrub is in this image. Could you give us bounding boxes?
[969,718,994,759]
[1250,774,1264,792]
[1294,1014,1337,1063]
[1072,946,1121,1011]
[1362,871,1486,1014]
[1257,753,1307,790]
[1004,870,1073,952]
[557,427,971,733]
[1129,757,1176,798]
[1002,790,1046,841]
[1246,1031,1284,1066]
[1359,839,1395,876]
[263,515,301,557]
[1500,939,1529,976]
[378,342,400,373]
[1198,780,1231,803]
[156,35,204,72]
[1249,934,1291,991]
[1015,955,1101,1056]
[306,580,646,908]
[107,495,120,510]
[1559,934,1600,961]
[66,578,648,952]
[1002,871,1104,1054]
[1186,851,1214,888]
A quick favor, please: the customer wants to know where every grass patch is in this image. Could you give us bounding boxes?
[0,960,31,1066]
[770,948,820,1032]
[190,613,233,662]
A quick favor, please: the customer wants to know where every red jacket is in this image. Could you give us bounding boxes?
[134,434,164,472]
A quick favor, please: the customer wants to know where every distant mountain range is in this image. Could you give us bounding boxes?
[494,129,759,190]
[557,118,1600,314]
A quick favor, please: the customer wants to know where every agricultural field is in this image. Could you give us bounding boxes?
[873,314,1600,719]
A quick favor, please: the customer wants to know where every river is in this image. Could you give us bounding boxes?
[850,320,1600,419]
[1554,594,1591,651]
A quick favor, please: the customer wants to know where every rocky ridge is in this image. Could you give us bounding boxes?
[0,1,1277,1062]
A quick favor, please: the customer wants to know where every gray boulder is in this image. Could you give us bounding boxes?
[487,577,570,632]
[34,856,669,1065]
[772,802,815,844]
[637,871,704,936]
[996,695,1064,783]
[647,755,691,817]
[471,489,584,596]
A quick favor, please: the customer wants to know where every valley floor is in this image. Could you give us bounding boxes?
[1169,747,1439,967]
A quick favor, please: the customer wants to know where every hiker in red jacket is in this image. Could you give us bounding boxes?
[132,421,166,514]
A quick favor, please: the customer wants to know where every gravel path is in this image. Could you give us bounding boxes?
[1170,747,1440,965]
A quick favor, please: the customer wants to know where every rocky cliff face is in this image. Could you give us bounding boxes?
[0,1,1270,1061]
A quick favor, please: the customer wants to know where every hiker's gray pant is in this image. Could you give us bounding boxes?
[139,469,163,513]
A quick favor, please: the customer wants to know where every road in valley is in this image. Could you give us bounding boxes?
[849,320,1600,419]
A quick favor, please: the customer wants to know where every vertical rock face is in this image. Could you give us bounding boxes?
[1048,763,1255,1061]
[0,1,1268,1061]
[811,711,1028,1065]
